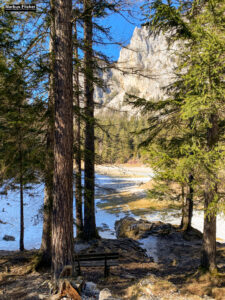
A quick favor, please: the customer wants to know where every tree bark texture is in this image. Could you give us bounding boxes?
[83,0,98,240]
[40,2,55,261]
[41,184,52,262]
[201,186,217,271]
[74,19,83,238]
[201,113,218,272]
[52,0,74,279]
[180,184,185,229]
[181,175,193,231]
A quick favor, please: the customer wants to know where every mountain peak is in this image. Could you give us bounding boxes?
[95,26,178,115]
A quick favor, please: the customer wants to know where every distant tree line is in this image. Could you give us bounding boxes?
[95,112,148,164]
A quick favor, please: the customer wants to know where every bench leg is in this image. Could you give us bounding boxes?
[75,262,81,276]
[76,267,81,276]
[104,265,110,278]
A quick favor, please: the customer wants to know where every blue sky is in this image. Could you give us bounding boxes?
[96,2,144,61]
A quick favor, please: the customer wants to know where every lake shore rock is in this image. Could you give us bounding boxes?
[115,216,203,241]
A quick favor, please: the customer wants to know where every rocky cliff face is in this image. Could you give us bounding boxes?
[95,26,179,114]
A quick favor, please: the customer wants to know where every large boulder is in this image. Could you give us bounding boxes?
[115,217,153,240]
[115,217,176,240]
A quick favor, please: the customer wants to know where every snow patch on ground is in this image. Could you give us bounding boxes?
[139,236,159,262]
[0,185,44,251]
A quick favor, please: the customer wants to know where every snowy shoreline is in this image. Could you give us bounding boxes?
[1,166,225,251]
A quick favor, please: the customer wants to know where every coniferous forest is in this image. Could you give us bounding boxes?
[0,1,225,299]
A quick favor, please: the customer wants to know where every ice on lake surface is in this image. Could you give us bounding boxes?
[0,173,225,251]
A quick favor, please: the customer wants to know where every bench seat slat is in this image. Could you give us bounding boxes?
[75,253,119,259]
[74,256,119,261]
[75,260,118,267]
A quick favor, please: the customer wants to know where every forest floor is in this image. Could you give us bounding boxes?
[0,237,225,300]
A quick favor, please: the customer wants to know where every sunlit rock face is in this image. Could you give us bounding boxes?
[95,27,179,113]
[95,26,179,115]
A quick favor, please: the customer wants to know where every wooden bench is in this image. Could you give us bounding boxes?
[74,252,119,278]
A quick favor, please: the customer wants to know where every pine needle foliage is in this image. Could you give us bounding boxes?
[129,0,225,207]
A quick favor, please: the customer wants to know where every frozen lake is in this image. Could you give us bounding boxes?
[0,173,224,250]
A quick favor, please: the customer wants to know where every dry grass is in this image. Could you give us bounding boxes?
[125,274,213,300]
[98,188,181,216]
[124,197,181,212]
[180,272,225,299]
[212,287,225,300]
[127,270,225,299]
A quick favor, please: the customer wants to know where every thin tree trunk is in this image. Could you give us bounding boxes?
[201,113,218,272]
[181,175,193,231]
[52,0,74,279]
[40,3,55,260]
[83,0,99,240]
[40,182,53,262]
[201,185,217,271]
[74,18,83,238]
[181,118,194,231]
[20,161,24,251]
[19,105,24,252]
[180,184,185,229]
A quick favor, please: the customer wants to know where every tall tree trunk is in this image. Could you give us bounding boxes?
[52,0,74,279]
[83,0,99,240]
[201,113,218,272]
[181,175,193,231]
[40,2,55,261]
[74,18,83,238]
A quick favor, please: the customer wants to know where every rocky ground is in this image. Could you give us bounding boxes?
[1,218,225,299]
